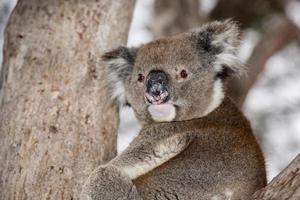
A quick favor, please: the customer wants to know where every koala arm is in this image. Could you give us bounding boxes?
[81,131,193,200]
[110,132,194,179]
[81,165,142,200]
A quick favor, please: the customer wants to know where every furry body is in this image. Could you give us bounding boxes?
[81,20,266,200]
[134,98,266,199]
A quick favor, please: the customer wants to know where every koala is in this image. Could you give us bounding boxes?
[81,20,266,200]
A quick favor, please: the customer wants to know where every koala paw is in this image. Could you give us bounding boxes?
[81,165,141,200]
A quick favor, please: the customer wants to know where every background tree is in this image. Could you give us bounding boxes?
[0,0,135,199]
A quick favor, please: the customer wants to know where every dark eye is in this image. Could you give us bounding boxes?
[137,73,144,82]
[180,70,188,79]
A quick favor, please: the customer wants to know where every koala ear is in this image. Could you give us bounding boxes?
[102,46,138,106]
[190,19,243,78]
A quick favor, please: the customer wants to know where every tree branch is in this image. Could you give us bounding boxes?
[253,154,300,200]
[210,0,284,29]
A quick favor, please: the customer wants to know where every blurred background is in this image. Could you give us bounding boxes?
[1,0,300,182]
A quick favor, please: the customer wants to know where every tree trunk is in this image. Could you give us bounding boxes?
[0,0,135,199]
[253,154,300,200]
[152,0,204,38]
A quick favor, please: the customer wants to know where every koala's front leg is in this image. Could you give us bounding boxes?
[81,132,193,200]
[81,165,141,200]
[111,132,194,180]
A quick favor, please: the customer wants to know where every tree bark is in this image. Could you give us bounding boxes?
[152,0,204,38]
[0,0,135,199]
[253,154,300,200]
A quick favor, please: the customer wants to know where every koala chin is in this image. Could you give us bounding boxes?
[81,20,267,200]
[148,103,176,122]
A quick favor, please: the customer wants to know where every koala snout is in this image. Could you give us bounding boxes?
[145,70,169,104]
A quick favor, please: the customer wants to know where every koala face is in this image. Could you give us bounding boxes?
[103,20,242,124]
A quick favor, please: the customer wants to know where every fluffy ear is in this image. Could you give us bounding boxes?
[102,46,138,106]
[190,19,243,79]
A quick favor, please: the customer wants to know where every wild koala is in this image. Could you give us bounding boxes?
[81,20,266,200]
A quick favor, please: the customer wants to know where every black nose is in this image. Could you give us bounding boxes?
[146,70,169,104]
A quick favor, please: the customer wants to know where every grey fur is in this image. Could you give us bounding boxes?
[102,46,138,105]
[81,20,266,200]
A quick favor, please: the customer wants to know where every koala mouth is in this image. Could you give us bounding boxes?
[145,91,169,105]
[145,92,176,122]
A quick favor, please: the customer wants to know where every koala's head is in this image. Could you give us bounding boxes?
[103,20,243,124]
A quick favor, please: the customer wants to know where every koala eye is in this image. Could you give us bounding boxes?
[179,69,188,79]
[137,73,145,82]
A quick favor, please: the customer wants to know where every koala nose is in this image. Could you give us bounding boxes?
[145,70,169,104]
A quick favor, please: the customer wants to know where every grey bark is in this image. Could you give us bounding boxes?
[253,154,300,200]
[0,0,135,199]
[152,0,205,38]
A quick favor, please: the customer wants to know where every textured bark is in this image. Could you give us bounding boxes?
[228,17,299,106]
[0,0,135,199]
[253,154,300,200]
[152,0,205,38]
